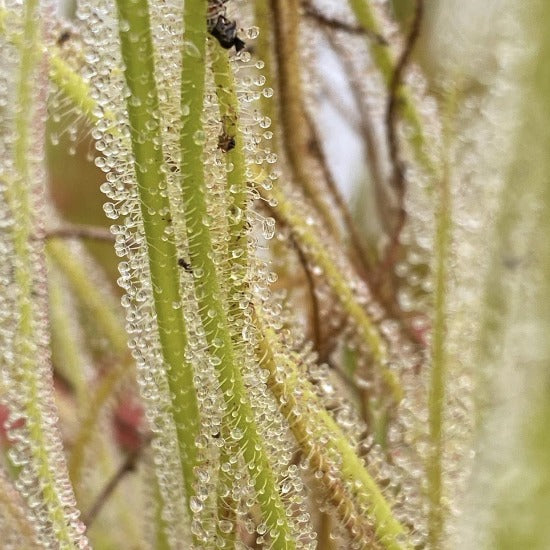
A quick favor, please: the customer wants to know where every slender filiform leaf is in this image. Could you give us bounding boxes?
[0,1,88,547]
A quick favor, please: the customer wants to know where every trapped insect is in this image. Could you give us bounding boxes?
[178,257,193,273]
[207,0,245,51]
[218,131,236,152]
[56,30,72,46]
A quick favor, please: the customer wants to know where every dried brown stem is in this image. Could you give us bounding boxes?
[302,1,387,44]
[264,200,323,350]
[323,29,392,237]
[382,0,424,273]
[83,437,150,528]
[305,109,378,276]
[270,0,342,240]
[291,234,322,351]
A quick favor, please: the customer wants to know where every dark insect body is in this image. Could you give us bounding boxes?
[177,258,193,273]
[57,30,72,46]
[207,0,246,52]
[218,132,236,152]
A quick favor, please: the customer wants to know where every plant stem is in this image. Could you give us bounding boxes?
[50,55,99,124]
[46,224,114,242]
[0,7,98,125]
[46,239,127,354]
[306,112,377,279]
[259,326,412,550]
[114,0,200,506]
[303,1,387,41]
[323,27,391,239]
[270,0,341,237]
[210,42,248,275]
[472,5,550,548]
[426,118,451,548]
[82,439,148,528]
[48,259,142,545]
[210,43,247,543]
[47,264,90,403]
[254,0,280,153]
[47,240,137,490]
[382,0,424,276]
[30,12,407,547]
[3,0,86,545]
[181,8,295,547]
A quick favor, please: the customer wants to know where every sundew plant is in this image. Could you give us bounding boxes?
[1,0,550,548]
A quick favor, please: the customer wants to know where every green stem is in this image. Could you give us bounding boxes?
[0,7,99,124]
[254,0,280,153]
[348,0,393,78]
[114,0,200,506]
[473,5,550,548]
[181,6,295,547]
[210,44,245,544]
[27,11,406,547]
[46,239,127,355]
[47,241,137,491]
[210,42,248,270]
[47,264,91,403]
[426,123,451,548]
[50,55,99,124]
[210,52,403,544]
[3,0,85,546]
[259,326,412,550]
